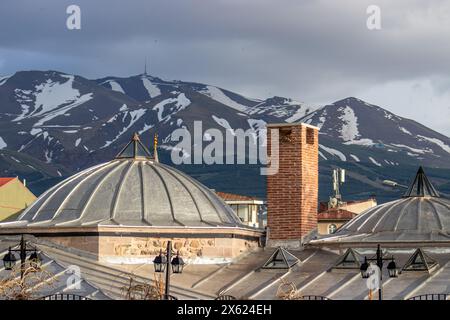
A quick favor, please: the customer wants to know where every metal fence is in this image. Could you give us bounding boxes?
[299,295,331,300]
[40,294,91,300]
[161,294,178,300]
[215,295,237,300]
[408,294,448,301]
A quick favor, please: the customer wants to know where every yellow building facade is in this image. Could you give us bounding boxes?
[0,177,36,221]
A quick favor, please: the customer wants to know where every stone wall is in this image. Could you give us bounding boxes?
[44,235,259,262]
[100,236,259,261]
[3,226,263,263]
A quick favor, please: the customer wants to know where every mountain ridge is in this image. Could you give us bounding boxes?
[1,69,449,202]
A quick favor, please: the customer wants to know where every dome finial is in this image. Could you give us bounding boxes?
[115,133,152,159]
[153,133,159,162]
[403,166,440,198]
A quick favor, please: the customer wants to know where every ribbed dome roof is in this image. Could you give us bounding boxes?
[316,167,450,243]
[14,135,244,228]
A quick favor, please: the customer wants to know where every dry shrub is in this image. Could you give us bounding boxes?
[122,273,165,300]
[0,264,57,300]
[276,279,302,300]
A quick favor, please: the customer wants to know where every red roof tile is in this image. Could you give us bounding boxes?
[0,177,16,188]
[318,208,357,221]
[216,191,260,201]
[319,198,376,213]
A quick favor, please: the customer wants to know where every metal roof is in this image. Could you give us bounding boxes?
[12,160,243,228]
[0,235,213,300]
[142,247,450,300]
[311,167,450,244]
[0,236,111,300]
[6,134,244,228]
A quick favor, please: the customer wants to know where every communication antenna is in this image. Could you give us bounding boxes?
[330,168,345,208]
[144,57,147,76]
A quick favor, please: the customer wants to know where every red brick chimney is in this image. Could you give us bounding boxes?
[266,123,319,247]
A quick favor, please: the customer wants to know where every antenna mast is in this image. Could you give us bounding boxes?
[144,57,147,75]
[330,168,346,208]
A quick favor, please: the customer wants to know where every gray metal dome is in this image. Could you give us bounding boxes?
[14,135,244,228]
[317,167,450,243]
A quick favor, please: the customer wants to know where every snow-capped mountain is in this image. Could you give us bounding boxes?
[300,97,450,168]
[0,71,282,170]
[0,70,449,200]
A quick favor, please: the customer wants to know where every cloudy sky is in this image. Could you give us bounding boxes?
[1,0,450,135]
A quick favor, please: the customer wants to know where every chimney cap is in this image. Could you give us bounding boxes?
[266,122,320,130]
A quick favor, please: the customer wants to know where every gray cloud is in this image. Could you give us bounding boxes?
[0,0,449,135]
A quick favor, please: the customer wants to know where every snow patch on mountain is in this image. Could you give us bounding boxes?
[0,137,7,149]
[399,127,412,135]
[212,115,235,136]
[0,75,10,86]
[10,156,21,163]
[107,80,125,94]
[285,105,318,123]
[391,144,431,154]
[339,106,359,141]
[337,106,376,146]
[101,109,147,148]
[152,93,190,123]
[369,157,382,167]
[30,128,42,136]
[200,86,248,112]
[44,150,53,163]
[142,77,161,98]
[319,144,346,161]
[31,75,80,117]
[344,138,375,146]
[33,93,93,127]
[417,135,450,154]
[138,123,154,135]
[319,151,328,160]
[12,74,94,125]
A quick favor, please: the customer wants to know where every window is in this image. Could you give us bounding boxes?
[261,247,300,269]
[403,248,438,272]
[306,127,315,145]
[279,128,293,144]
[332,248,363,270]
[328,224,337,234]
[236,205,249,222]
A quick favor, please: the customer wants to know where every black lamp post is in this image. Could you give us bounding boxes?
[153,240,185,299]
[360,244,398,301]
[2,235,42,279]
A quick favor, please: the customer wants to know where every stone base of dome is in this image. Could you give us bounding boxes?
[0,226,264,263]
